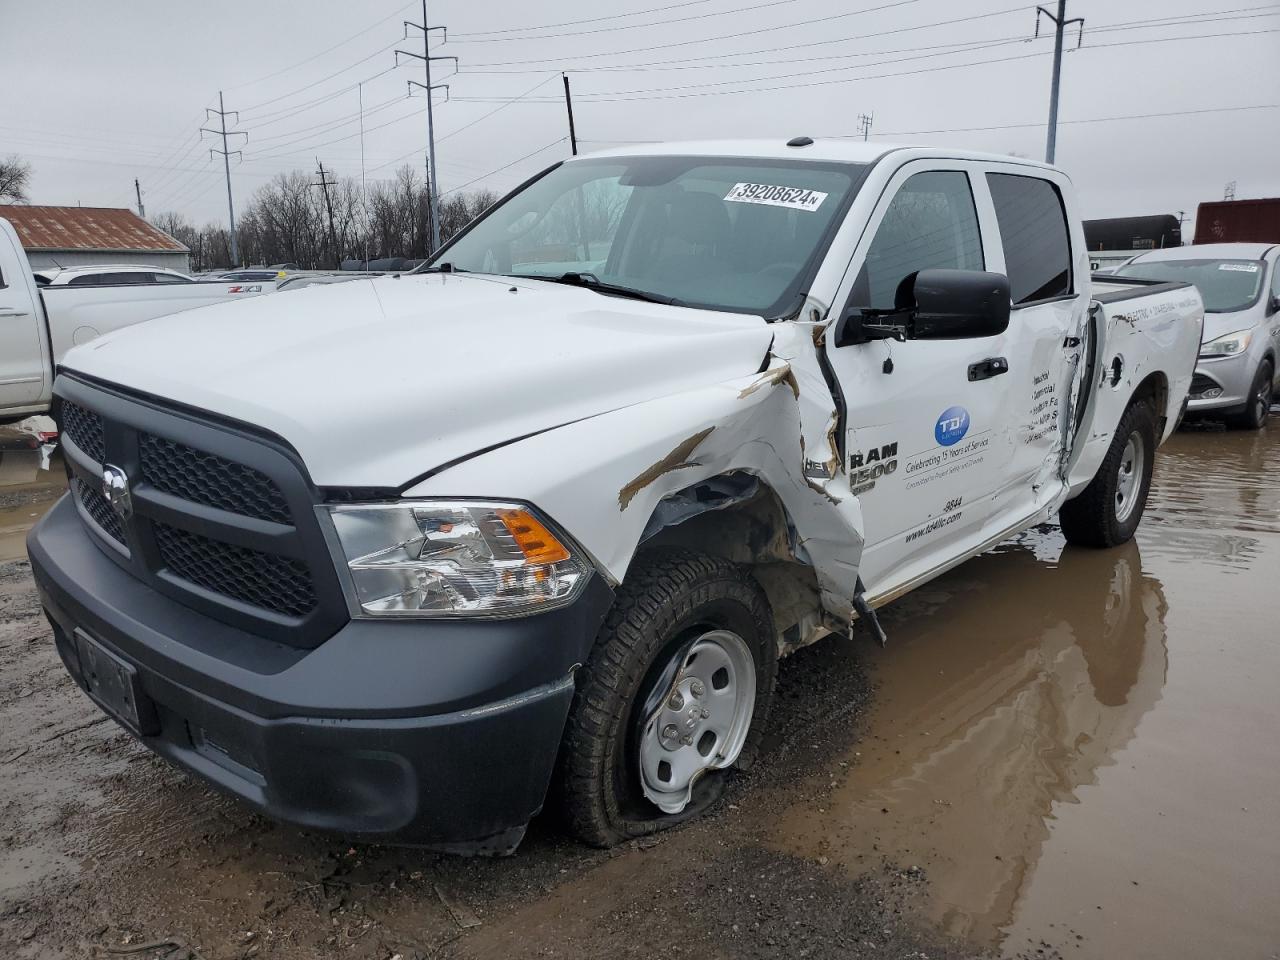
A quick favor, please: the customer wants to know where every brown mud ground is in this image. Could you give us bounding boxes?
[2,421,1279,960]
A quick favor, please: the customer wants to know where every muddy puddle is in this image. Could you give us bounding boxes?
[0,431,64,564]
[771,421,1280,959]
[1,421,1278,959]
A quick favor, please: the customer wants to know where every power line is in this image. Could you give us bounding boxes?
[452,0,1023,68]
[451,0,718,37]
[364,74,559,176]
[441,136,567,198]
[448,26,1276,103]
[457,7,1280,74]
[227,1,416,91]
[448,0,814,43]
[238,40,403,116]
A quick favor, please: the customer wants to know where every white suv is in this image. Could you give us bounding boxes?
[33,264,192,286]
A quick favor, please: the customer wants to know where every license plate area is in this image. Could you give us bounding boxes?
[73,629,158,736]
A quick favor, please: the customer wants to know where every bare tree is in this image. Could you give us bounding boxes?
[0,155,32,204]
[154,164,497,271]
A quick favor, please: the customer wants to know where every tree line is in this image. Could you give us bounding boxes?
[152,166,497,272]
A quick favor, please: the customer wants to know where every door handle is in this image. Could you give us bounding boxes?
[0,308,31,318]
[968,357,1009,381]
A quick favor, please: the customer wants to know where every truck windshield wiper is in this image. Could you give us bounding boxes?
[418,262,468,274]
[515,271,683,307]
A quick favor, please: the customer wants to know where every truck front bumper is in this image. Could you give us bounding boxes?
[28,495,612,852]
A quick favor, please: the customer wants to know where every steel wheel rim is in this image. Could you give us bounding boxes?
[1114,429,1145,524]
[638,629,757,815]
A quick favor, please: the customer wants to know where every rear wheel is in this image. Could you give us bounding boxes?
[556,549,776,847]
[1059,400,1157,548]
[1231,360,1273,430]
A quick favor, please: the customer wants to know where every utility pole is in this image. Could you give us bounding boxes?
[563,73,579,155]
[358,82,370,268]
[396,3,457,255]
[312,159,342,270]
[202,91,248,266]
[134,178,145,219]
[857,112,874,141]
[1035,2,1084,164]
[1224,180,1237,201]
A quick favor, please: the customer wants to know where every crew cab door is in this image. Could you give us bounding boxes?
[823,162,1014,595]
[0,224,48,411]
[980,168,1087,530]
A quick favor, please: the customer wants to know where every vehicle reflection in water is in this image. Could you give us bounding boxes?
[772,421,1280,958]
[771,534,1168,946]
[0,430,65,564]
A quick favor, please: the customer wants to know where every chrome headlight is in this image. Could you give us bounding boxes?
[1199,329,1251,359]
[326,501,590,618]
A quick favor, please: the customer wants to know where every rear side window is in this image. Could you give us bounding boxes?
[68,272,153,285]
[850,170,984,309]
[987,173,1072,304]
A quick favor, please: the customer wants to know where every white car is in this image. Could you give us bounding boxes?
[1115,243,1279,429]
[34,264,192,286]
[28,139,1202,854]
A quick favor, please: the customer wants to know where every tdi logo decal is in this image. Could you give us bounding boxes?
[934,407,970,447]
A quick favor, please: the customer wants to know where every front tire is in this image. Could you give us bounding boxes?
[556,548,777,847]
[1231,360,1273,430]
[1059,400,1157,548]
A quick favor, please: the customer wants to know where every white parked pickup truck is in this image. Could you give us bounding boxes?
[26,141,1202,854]
[0,217,275,422]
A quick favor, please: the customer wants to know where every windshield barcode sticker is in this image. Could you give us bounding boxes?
[1218,263,1259,272]
[724,183,828,211]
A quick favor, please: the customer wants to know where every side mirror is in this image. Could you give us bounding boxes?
[834,268,1011,346]
[903,268,1011,339]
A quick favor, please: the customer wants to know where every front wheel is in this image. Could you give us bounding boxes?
[1059,400,1157,548]
[556,549,776,847]
[1231,360,1273,430]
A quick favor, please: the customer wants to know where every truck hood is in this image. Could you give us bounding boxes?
[62,273,773,487]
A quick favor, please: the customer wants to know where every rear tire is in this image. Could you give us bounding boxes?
[556,548,776,847]
[1230,360,1273,430]
[1059,400,1157,548]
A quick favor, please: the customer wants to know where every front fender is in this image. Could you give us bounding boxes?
[403,364,864,619]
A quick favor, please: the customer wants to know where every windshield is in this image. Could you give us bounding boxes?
[425,155,865,317]
[1115,258,1266,313]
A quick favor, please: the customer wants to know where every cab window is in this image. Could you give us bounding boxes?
[850,170,983,310]
[986,174,1073,304]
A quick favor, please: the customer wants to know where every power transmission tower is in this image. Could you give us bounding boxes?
[563,74,579,155]
[857,112,874,141]
[396,2,458,256]
[1224,180,1237,201]
[1035,2,1084,164]
[202,91,248,266]
[312,159,342,270]
[134,178,145,219]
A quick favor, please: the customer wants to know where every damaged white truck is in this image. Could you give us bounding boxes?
[28,141,1202,854]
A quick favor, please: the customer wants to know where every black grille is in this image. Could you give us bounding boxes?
[74,476,124,545]
[154,522,316,618]
[62,402,105,462]
[1190,373,1219,396]
[140,433,291,524]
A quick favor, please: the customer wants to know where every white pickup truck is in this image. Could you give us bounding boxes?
[26,140,1202,855]
[0,217,274,422]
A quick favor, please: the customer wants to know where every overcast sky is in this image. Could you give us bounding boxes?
[2,0,1277,238]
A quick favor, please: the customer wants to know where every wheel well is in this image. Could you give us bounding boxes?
[639,474,827,656]
[1131,371,1169,432]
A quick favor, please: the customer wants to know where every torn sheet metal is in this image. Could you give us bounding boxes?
[407,315,866,623]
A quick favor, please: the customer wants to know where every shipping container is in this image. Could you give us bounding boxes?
[1193,197,1280,244]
